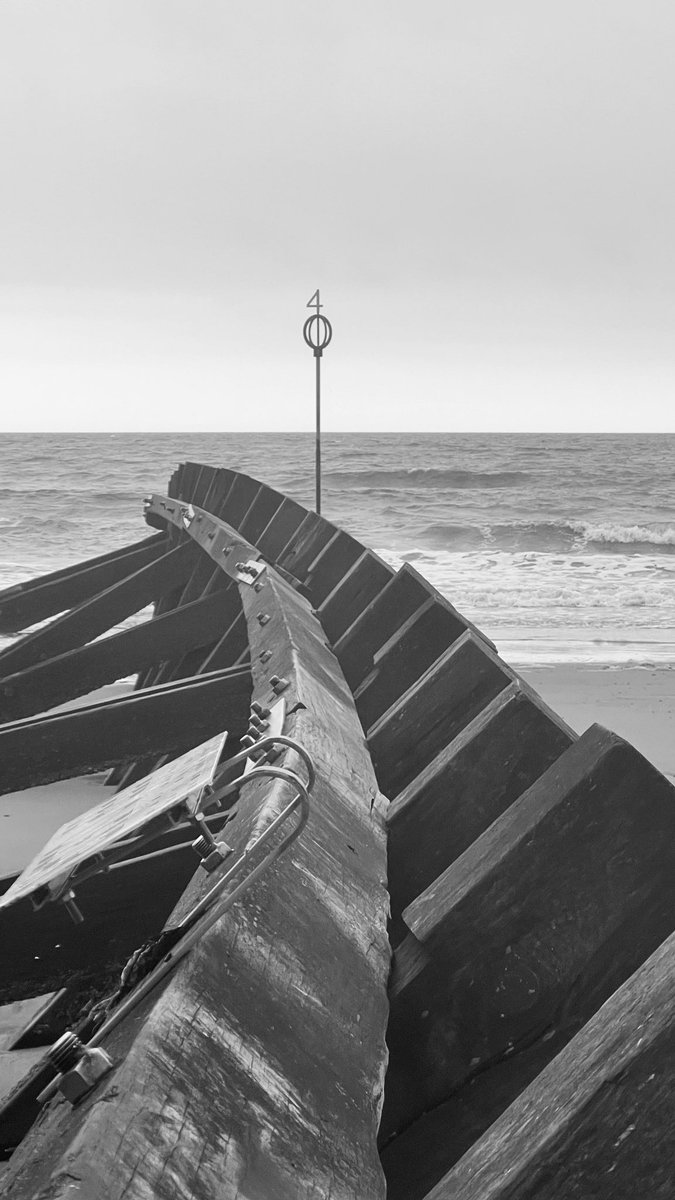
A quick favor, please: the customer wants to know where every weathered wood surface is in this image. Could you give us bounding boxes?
[0,668,250,794]
[317,550,394,644]
[386,682,576,924]
[380,725,675,1150]
[304,528,365,606]
[237,483,284,543]
[0,541,199,677]
[424,930,675,1199]
[356,598,481,731]
[0,591,235,721]
[5,530,390,1200]
[334,562,435,689]
[0,534,166,635]
[255,496,307,562]
[275,511,336,579]
[368,631,513,798]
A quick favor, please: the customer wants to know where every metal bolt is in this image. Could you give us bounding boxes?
[254,581,264,592]
[269,676,289,694]
[251,702,271,718]
[260,649,273,664]
[257,612,271,625]
[47,1032,113,1105]
[240,734,257,749]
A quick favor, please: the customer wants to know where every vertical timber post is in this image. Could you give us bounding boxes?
[303,290,333,516]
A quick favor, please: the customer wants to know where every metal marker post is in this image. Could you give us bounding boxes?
[303,291,332,515]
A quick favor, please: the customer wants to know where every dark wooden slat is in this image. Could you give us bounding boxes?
[237,485,284,543]
[0,668,251,794]
[255,496,308,562]
[380,725,675,1150]
[0,541,200,677]
[4,545,390,1200]
[0,592,236,721]
[275,511,337,579]
[355,597,476,731]
[334,564,436,689]
[422,931,675,1200]
[304,529,365,606]
[220,473,263,527]
[387,682,576,924]
[207,468,237,518]
[368,633,513,799]
[0,535,166,635]
[316,550,393,644]
[200,610,248,670]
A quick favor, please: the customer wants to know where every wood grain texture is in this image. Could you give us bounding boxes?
[0,541,200,677]
[425,930,675,1199]
[333,563,433,689]
[0,668,251,794]
[0,592,234,721]
[0,535,167,635]
[380,725,675,1145]
[5,526,390,1200]
[368,632,513,799]
[317,551,394,644]
[387,683,576,923]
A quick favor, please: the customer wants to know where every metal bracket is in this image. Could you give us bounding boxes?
[38,741,314,1107]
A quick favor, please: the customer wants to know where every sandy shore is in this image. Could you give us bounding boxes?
[0,684,129,881]
[2,667,674,881]
[521,664,675,782]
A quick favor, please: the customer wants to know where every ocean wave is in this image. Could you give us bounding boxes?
[418,519,675,554]
[325,468,530,490]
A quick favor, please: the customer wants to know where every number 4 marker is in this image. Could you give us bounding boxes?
[306,289,322,312]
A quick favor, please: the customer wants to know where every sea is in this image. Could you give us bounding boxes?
[1,431,674,666]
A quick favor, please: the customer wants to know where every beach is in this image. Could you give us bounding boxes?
[2,662,674,885]
[522,663,675,781]
[1,431,674,881]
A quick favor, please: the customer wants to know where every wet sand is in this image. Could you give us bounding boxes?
[521,664,675,782]
[2,667,675,882]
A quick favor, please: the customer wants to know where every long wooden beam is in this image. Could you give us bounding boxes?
[5,527,391,1199]
[0,534,167,634]
[0,668,250,794]
[0,591,234,722]
[0,540,200,677]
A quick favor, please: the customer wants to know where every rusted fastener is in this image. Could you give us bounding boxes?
[257,612,271,626]
[191,833,232,874]
[45,1032,113,1105]
[260,649,273,664]
[269,675,290,695]
[254,581,265,592]
[251,701,271,718]
[240,734,257,749]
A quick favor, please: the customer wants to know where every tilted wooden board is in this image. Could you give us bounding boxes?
[4,528,391,1200]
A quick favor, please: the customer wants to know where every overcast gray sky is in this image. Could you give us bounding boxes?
[1,1,674,431]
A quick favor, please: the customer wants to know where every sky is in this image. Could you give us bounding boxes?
[1,1,675,431]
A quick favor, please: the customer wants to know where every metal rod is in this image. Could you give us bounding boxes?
[315,353,321,515]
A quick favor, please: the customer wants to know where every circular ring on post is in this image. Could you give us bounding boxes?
[303,313,333,357]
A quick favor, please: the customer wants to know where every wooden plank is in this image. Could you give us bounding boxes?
[420,930,675,1200]
[368,632,513,799]
[304,529,365,606]
[220,473,263,527]
[355,597,476,731]
[5,557,390,1199]
[334,562,434,689]
[237,485,284,543]
[200,610,248,671]
[0,541,200,677]
[275,511,337,578]
[255,496,307,562]
[387,683,576,924]
[381,725,675,1148]
[0,592,238,721]
[316,550,394,643]
[0,534,166,635]
[0,668,251,794]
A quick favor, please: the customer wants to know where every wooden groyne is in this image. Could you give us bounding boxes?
[1,459,675,1197]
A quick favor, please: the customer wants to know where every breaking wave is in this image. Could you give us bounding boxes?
[419,520,675,554]
[325,468,530,490]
